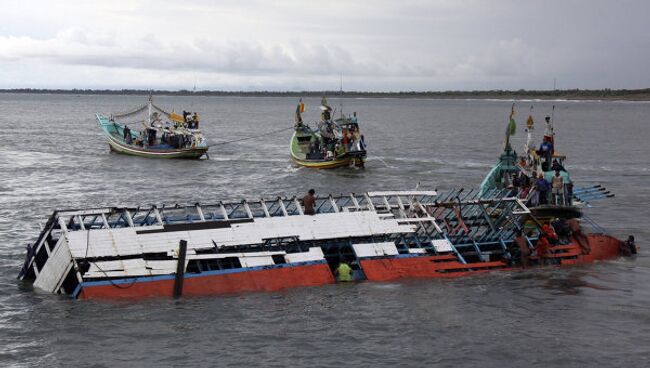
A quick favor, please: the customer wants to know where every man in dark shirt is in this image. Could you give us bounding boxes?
[536,174,550,205]
[303,189,316,215]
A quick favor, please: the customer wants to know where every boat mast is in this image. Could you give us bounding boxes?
[148,94,152,124]
[525,106,534,154]
[339,72,344,118]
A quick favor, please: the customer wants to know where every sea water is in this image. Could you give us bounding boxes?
[0,94,648,367]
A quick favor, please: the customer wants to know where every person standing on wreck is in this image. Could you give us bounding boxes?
[302,189,316,215]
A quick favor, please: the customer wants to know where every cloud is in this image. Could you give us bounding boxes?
[1,1,649,90]
[0,30,399,79]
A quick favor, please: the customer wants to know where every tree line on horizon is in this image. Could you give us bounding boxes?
[1,87,649,99]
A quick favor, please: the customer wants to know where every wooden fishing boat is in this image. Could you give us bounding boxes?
[18,188,632,300]
[480,106,613,217]
[289,98,366,168]
[96,97,209,159]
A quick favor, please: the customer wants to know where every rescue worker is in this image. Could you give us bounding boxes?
[567,218,591,254]
[351,112,358,124]
[535,173,550,205]
[542,221,559,245]
[551,170,564,204]
[335,260,353,282]
[302,189,316,215]
[536,232,550,266]
[123,125,132,144]
[514,230,530,268]
[192,112,199,128]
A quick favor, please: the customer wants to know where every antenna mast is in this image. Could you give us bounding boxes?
[339,72,343,118]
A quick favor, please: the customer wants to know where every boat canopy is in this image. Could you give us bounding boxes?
[169,112,185,123]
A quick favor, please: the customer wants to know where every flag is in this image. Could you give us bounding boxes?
[506,105,516,137]
[296,98,305,114]
[526,115,534,129]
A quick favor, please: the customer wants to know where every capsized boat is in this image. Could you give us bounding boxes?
[290,98,366,168]
[96,96,209,159]
[17,188,632,299]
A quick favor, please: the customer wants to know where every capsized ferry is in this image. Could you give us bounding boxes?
[18,189,630,299]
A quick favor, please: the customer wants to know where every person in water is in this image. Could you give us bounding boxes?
[567,218,591,254]
[514,230,530,268]
[302,189,316,215]
[620,235,637,256]
[542,221,559,245]
[536,231,550,266]
[335,260,353,282]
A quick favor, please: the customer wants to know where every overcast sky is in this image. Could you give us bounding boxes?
[0,0,648,91]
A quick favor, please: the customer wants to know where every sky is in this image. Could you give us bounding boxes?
[0,0,648,91]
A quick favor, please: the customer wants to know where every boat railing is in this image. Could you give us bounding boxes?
[18,189,533,282]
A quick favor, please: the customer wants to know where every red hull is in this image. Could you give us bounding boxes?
[78,234,622,299]
[361,234,621,282]
[78,263,335,299]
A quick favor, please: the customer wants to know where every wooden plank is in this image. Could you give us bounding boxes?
[66,211,418,258]
[33,239,73,293]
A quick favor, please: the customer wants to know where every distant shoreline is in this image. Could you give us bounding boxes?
[1,88,649,101]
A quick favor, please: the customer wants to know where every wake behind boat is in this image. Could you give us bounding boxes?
[96,96,209,159]
[290,97,367,168]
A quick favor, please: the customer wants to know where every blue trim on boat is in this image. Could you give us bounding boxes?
[71,283,82,299]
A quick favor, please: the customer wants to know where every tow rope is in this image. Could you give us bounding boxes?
[210,126,294,146]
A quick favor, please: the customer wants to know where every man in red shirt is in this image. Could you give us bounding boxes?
[536,233,550,266]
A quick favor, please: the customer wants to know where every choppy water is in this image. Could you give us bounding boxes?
[0,94,648,367]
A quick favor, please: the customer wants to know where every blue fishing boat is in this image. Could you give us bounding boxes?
[96,97,209,159]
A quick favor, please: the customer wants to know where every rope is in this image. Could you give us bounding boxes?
[112,102,149,119]
[84,228,139,289]
[151,102,173,117]
[210,126,294,146]
[582,213,608,234]
[91,261,140,289]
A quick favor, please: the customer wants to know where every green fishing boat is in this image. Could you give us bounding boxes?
[480,105,592,218]
[289,98,366,168]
